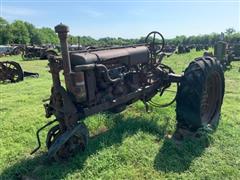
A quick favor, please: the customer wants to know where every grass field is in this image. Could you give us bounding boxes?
[0,50,240,179]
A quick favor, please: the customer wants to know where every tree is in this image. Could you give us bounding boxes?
[24,22,41,45]
[0,18,239,47]
[10,20,30,44]
[38,27,59,44]
[31,29,45,45]
[0,17,8,25]
[80,36,97,46]
[0,17,12,44]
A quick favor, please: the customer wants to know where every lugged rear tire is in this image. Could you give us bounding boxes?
[176,56,225,131]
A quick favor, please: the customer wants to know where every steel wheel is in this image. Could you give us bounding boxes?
[0,61,24,83]
[47,123,89,161]
[53,134,86,161]
[46,124,61,149]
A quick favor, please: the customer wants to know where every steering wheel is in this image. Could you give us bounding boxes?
[145,31,165,57]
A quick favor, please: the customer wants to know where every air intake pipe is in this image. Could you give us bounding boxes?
[55,23,73,91]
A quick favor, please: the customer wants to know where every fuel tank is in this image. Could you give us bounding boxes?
[70,45,149,66]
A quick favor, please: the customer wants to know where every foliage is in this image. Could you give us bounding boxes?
[39,27,59,44]
[0,17,239,47]
[0,17,12,44]
[10,20,30,44]
[0,18,58,45]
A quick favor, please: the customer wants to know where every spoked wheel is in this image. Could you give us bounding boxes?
[47,123,89,161]
[176,56,225,131]
[46,124,61,149]
[0,61,24,83]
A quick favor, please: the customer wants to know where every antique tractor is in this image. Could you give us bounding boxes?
[0,45,22,57]
[21,45,58,60]
[31,24,225,160]
[162,44,176,53]
[196,45,204,51]
[213,41,240,70]
[177,45,190,54]
[0,61,39,83]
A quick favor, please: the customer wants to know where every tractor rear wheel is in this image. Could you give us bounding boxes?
[176,56,225,131]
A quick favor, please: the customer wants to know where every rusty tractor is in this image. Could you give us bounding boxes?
[0,61,39,83]
[0,45,23,57]
[31,24,225,160]
[212,41,240,70]
[162,44,176,54]
[21,45,58,60]
[177,45,190,54]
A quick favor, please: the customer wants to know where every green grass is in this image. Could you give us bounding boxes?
[0,51,240,179]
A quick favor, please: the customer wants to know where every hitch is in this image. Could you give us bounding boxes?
[24,71,39,78]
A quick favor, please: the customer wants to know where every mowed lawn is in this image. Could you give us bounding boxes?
[0,50,239,179]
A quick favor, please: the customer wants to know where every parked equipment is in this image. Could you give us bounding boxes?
[21,45,58,60]
[0,45,22,57]
[0,61,39,83]
[31,24,225,161]
[213,41,240,70]
[177,45,190,54]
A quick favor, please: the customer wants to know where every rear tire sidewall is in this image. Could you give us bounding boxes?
[176,57,225,131]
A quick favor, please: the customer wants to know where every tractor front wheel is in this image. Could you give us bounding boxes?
[47,123,89,161]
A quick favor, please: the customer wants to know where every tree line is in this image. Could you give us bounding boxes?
[1,17,239,46]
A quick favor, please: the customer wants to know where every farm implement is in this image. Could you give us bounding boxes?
[31,24,225,161]
[177,45,190,54]
[0,45,22,57]
[0,61,39,83]
[213,41,240,70]
[21,45,58,61]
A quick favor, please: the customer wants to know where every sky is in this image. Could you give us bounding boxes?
[0,0,240,39]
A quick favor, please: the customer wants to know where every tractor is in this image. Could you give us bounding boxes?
[31,24,225,161]
[21,45,58,60]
